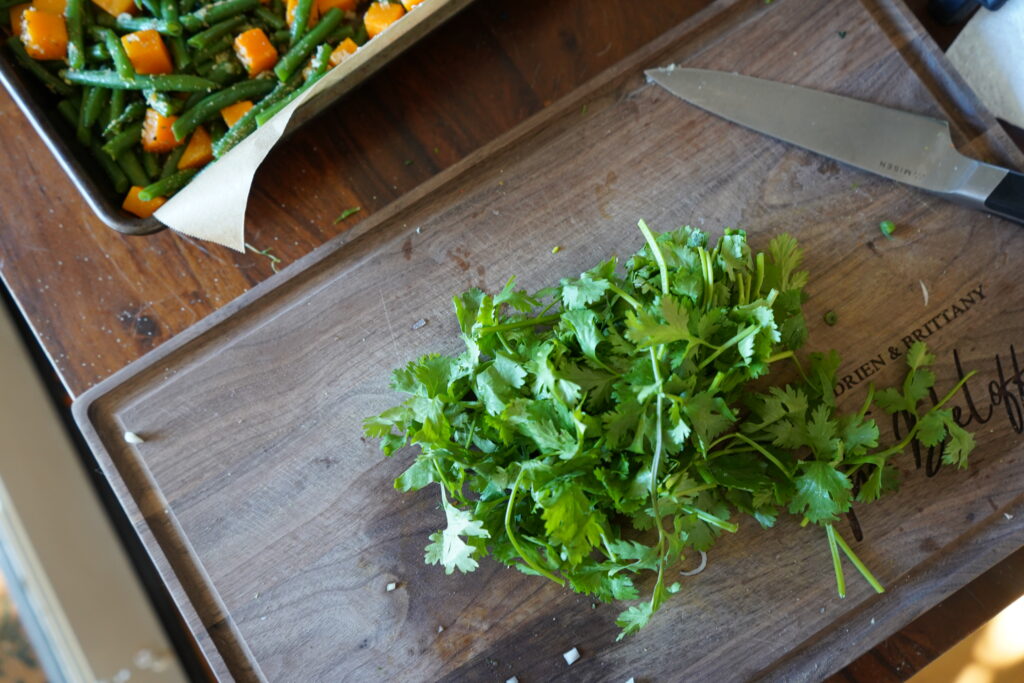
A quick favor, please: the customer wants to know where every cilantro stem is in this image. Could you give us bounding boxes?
[825,524,846,598]
[766,350,794,364]
[638,219,670,296]
[832,527,885,594]
[505,467,565,586]
[753,251,765,300]
[478,313,562,335]
[607,283,642,310]
[729,432,794,481]
[680,505,738,533]
[697,325,758,370]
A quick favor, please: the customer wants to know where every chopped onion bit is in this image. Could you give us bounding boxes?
[505,677,519,683]
[679,550,708,577]
[385,582,397,592]
[563,647,580,666]
[124,431,144,444]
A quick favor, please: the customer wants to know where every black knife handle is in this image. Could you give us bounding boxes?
[984,170,1024,226]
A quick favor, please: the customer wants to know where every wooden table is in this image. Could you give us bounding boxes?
[1,0,1021,679]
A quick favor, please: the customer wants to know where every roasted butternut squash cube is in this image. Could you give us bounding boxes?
[20,8,67,61]
[122,186,166,218]
[121,29,173,75]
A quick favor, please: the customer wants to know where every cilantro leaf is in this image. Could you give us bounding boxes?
[425,496,491,574]
[788,461,852,523]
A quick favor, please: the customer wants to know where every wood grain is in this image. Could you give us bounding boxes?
[70,0,1024,680]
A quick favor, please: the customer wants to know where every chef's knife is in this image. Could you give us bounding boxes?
[645,67,1024,226]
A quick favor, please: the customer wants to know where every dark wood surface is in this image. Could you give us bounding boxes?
[67,0,1024,680]
[2,0,1022,679]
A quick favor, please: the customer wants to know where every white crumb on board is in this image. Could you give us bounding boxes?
[385,582,397,592]
[920,279,929,306]
[563,647,580,665]
[124,431,144,444]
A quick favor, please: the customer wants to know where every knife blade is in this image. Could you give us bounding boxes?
[645,67,1024,226]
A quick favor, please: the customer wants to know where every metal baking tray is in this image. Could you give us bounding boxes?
[0,0,471,236]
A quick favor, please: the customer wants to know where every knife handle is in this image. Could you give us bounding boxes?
[984,170,1024,226]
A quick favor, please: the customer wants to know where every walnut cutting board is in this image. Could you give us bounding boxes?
[73,0,1024,680]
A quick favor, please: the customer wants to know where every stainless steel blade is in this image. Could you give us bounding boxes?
[645,67,1007,206]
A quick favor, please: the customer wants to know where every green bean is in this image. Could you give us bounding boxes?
[57,99,79,127]
[207,118,228,143]
[274,8,341,82]
[5,38,74,96]
[103,100,145,137]
[160,0,191,71]
[93,11,116,29]
[325,22,356,46]
[87,43,110,62]
[195,51,231,76]
[96,28,137,80]
[212,74,298,157]
[171,76,275,139]
[115,15,183,37]
[97,146,131,194]
[63,70,218,92]
[190,35,233,64]
[161,145,187,178]
[180,0,260,32]
[139,0,162,17]
[288,0,315,45]
[138,168,197,201]
[117,149,151,187]
[78,86,109,144]
[145,89,184,117]
[254,6,285,31]
[256,43,328,126]
[102,121,144,159]
[269,29,290,46]
[103,88,126,130]
[201,58,243,85]
[186,16,246,49]
[66,0,86,70]
[270,0,283,17]
[142,151,161,178]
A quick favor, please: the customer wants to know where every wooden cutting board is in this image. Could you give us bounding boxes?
[73,0,1024,680]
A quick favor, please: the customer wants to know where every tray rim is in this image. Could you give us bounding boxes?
[70,0,1024,678]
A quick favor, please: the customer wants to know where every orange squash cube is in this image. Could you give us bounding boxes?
[9,4,30,36]
[328,37,358,67]
[400,0,425,9]
[121,29,173,75]
[364,2,404,39]
[140,108,182,153]
[178,126,214,170]
[220,100,253,128]
[286,0,318,28]
[20,8,67,60]
[90,0,135,17]
[122,186,166,218]
[32,0,66,14]
[233,28,278,76]
[318,0,357,13]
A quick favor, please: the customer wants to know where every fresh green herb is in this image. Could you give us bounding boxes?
[365,222,976,638]
[823,310,838,326]
[837,30,847,38]
[551,245,561,254]
[333,206,362,223]
[245,242,282,273]
[880,220,896,239]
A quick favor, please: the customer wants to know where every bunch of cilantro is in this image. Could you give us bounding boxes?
[364,221,976,638]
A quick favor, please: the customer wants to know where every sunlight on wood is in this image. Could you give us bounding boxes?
[913,594,1024,683]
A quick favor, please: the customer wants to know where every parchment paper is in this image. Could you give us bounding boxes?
[946,1,1024,132]
[153,0,472,252]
